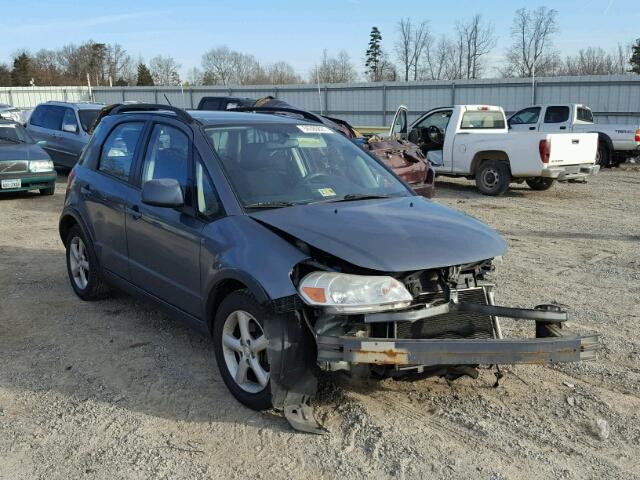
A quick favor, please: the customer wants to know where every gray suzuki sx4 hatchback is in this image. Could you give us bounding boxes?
[60,104,598,433]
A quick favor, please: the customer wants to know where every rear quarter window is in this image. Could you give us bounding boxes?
[576,108,593,123]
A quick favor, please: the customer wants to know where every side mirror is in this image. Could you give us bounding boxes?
[36,140,47,147]
[141,178,184,208]
[62,123,78,134]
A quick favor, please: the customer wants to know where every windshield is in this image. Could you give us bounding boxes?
[78,109,101,133]
[205,123,410,207]
[0,123,34,144]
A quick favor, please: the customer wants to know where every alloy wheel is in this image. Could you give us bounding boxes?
[221,310,270,393]
[69,236,89,290]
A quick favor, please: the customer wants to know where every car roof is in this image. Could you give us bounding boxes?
[189,110,316,127]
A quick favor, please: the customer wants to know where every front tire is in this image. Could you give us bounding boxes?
[596,142,610,168]
[65,224,110,301]
[39,183,55,196]
[213,289,272,411]
[525,177,555,191]
[475,160,511,196]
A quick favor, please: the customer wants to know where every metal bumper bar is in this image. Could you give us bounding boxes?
[541,163,600,181]
[318,331,599,366]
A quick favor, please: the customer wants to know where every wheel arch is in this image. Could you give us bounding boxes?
[205,270,271,335]
[591,131,613,151]
[470,150,510,175]
[59,208,91,247]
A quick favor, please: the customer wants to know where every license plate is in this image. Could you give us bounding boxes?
[1,179,21,189]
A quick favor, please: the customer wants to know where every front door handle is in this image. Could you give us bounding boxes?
[128,205,142,220]
[560,126,567,130]
[529,126,536,130]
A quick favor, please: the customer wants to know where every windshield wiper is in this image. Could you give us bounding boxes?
[335,194,393,202]
[244,201,298,209]
[0,136,22,144]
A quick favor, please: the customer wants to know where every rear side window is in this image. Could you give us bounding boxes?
[31,105,65,130]
[576,107,593,123]
[199,98,221,110]
[510,107,540,125]
[98,122,144,181]
[460,110,505,129]
[141,124,190,193]
[544,106,570,124]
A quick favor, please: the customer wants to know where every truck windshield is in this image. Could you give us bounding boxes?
[205,123,410,208]
[460,111,505,130]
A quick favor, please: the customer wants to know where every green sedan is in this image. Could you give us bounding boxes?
[0,119,56,195]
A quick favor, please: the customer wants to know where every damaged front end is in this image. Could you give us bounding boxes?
[270,258,599,433]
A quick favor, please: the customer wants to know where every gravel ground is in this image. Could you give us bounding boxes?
[0,167,638,480]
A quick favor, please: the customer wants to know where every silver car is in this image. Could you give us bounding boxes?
[26,101,102,168]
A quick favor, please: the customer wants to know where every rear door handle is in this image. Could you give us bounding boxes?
[529,126,535,130]
[560,126,567,130]
[128,205,142,220]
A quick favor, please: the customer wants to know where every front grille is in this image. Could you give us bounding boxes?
[0,161,28,174]
[396,288,494,340]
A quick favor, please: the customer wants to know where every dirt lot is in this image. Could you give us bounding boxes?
[0,167,639,480]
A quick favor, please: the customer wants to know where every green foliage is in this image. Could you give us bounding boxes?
[0,64,11,86]
[630,38,640,74]
[11,53,32,86]
[365,27,383,81]
[136,63,154,86]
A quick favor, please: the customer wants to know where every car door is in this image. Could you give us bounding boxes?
[508,107,541,132]
[409,109,453,170]
[126,120,204,317]
[81,120,147,280]
[388,105,408,140]
[27,105,65,164]
[539,105,571,132]
[58,107,86,165]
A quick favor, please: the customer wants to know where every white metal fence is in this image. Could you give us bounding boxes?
[2,75,639,126]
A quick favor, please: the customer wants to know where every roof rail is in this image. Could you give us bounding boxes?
[108,103,193,123]
[232,106,324,124]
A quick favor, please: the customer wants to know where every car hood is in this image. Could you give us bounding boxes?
[248,197,507,272]
[0,143,50,162]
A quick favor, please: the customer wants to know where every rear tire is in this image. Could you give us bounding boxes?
[65,224,111,301]
[525,177,555,191]
[213,289,273,411]
[475,160,511,196]
[39,183,55,196]
[596,142,610,168]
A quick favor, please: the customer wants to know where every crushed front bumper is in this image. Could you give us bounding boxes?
[541,163,600,181]
[317,301,599,367]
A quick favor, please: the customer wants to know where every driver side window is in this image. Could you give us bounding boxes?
[415,110,452,132]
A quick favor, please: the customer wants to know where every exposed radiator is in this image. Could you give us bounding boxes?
[395,288,494,340]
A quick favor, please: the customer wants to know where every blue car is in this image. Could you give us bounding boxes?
[0,119,56,195]
[59,104,598,433]
[26,101,103,168]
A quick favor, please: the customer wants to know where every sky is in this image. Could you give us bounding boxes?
[1,0,638,80]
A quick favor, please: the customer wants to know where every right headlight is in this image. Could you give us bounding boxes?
[298,271,413,314]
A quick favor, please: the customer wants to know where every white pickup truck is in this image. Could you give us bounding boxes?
[390,105,599,196]
[508,104,640,167]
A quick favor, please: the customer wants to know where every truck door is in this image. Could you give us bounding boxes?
[388,105,408,140]
[507,107,541,132]
[407,109,453,171]
[539,105,571,132]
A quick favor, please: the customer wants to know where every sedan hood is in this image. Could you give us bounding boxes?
[249,197,507,272]
[0,143,49,162]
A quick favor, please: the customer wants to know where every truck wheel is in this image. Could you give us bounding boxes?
[475,160,511,196]
[525,177,555,191]
[213,289,272,411]
[596,142,610,167]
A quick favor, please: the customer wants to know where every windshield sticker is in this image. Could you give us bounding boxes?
[317,187,336,197]
[297,125,334,134]
[296,136,327,148]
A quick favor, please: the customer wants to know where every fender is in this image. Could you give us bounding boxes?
[590,131,613,151]
[59,206,94,247]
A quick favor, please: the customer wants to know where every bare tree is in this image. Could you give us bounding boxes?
[395,18,431,81]
[560,44,634,76]
[201,46,237,85]
[456,14,496,79]
[149,55,181,86]
[502,7,559,77]
[309,50,357,83]
[266,61,301,84]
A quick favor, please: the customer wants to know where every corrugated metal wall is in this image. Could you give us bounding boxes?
[2,75,639,126]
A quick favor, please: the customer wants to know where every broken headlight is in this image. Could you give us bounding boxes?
[298,272,413,314]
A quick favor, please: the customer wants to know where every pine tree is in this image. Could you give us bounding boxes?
[365,27,383,82]
[630,38,640,74]
[136,63,154,86]
[11,53,32,86]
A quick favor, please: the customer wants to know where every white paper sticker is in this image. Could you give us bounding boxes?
[297,125,334,134]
